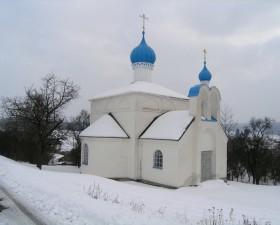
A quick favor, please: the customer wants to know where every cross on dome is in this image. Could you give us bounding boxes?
[139,14,149,32]
[198,49,212,83]
[130,14,156,82]
[130,14,156,66]
[203,49,207,63]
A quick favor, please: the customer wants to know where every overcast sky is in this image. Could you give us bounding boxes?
[1,0,279,123]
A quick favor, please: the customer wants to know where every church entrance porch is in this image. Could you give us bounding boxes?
[201,150,212,182]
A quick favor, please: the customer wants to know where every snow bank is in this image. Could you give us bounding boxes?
[0,156,278,225]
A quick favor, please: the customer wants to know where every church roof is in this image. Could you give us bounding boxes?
[91,81,188,100]
[188,84,203,97]
[139,111,194,141]
[80,113,129,138]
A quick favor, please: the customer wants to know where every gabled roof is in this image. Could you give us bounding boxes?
[139,111,194,141]
[91,81,188,100]
[80,113,129,138]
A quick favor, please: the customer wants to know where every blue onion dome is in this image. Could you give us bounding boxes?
[199,61,212,82]
[130,31,156,64]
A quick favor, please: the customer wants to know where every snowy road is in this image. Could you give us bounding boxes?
[0,186,42,225]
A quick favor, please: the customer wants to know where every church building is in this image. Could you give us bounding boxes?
[80,19,227,188]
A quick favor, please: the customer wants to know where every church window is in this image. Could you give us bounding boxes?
[83,144,89,165]
[153,150,163,169]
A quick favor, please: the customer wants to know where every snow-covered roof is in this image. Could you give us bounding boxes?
[80,114,128,138]
[140,111,194,140]
[91,81,188,100]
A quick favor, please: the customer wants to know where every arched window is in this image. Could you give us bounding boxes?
[83,144,88,165]
[153,150,163,169]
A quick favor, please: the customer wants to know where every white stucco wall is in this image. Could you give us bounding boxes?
[86,92,188,180]
[177,124,196,186]
[138,118,227,188]
[139,140,180,187]
[215,125,227,179]
[80,137,130,178]
[193,120,227,184]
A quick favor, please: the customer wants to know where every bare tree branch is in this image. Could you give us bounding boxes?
[220,103,237,138]
[1,74,80,169]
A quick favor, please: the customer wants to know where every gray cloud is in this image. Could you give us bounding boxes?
[1,0,280,123]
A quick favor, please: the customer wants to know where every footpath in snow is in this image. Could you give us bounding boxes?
[0,155,279,225]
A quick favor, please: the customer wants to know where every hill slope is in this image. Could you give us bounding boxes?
[0,156,278,224]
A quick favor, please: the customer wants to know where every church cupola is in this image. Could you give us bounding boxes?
[198,49,212,85]
[130,31,156,65]
[130,14,156,82]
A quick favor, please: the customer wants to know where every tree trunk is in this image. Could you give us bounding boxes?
[36,154,42,170]
[36,141,44,170]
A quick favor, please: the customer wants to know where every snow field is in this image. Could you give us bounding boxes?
[0,155,279,225]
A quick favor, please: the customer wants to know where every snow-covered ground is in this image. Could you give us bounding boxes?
[0,155,279,225]
[0,187,36,225]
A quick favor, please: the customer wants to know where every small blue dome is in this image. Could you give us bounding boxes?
[199,62,212,82]
[130,32,156,64]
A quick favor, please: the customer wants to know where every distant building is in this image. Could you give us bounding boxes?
[80,24,227,188]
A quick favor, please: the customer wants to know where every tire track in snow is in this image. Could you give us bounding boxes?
[0,184,47,225]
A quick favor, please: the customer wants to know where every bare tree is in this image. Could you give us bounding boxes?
[220,103,241,181]
[269,141,280,185]
[220,103,237,138]
[244,117,274,185]
[1,74,80,169]
[66,109,90,167]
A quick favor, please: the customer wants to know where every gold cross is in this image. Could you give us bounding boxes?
[139,14,149,31]
[203,49,207,62]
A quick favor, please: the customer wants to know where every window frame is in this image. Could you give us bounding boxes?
[153,150,163,169]
[83,143,89,165]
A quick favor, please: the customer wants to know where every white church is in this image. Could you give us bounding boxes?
[80,18,227,188]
